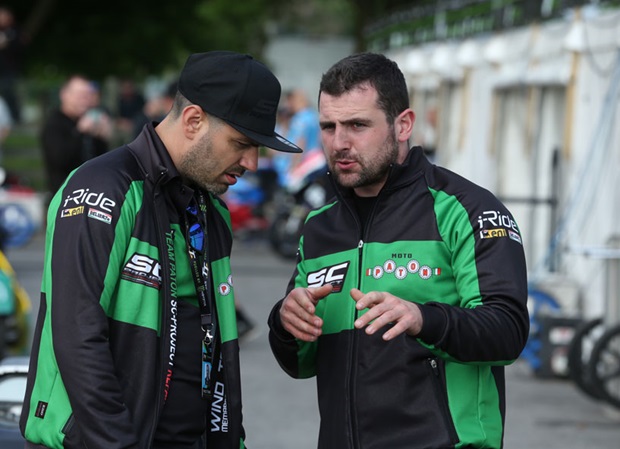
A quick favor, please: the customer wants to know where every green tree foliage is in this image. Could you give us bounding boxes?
[4,0,434,81]
[6,0,287,80]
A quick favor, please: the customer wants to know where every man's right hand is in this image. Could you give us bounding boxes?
[279,284,333,341]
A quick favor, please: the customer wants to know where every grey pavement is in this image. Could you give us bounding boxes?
[5,232,620,449]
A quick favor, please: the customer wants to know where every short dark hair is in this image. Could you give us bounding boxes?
[170,92,192,119]
[319,52,409,123]
[169,92,225,129]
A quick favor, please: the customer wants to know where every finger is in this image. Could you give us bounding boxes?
[352,290,382,310]
[350,288,364,302]
[382,320,412,341]
[290,328,321,342]
[284,318,322,342]
[308,283,334,302]
[354,303,393,333]
[281,296,322,328]
[280,309,322,341]
[288,288,320,315]
[364,308,399,335]
[280,293,323,338]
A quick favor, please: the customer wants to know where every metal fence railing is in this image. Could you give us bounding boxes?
[365,0,619,51]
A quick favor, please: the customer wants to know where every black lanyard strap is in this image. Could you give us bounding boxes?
[184,190,216,399]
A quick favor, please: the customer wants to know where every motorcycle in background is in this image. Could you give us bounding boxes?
[269,151,334,259]
[225,166,279,239]
[0,168,40,250]
[0,249,30,361]
[0,168,37,360]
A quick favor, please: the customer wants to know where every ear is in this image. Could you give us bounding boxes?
[395,108,415,143]
[181,105,205,139]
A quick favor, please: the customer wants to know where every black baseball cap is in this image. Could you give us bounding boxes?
[178,51,302,153]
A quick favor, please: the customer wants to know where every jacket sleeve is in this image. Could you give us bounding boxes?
[268,258,318,379]
[416,190,529,364]
[47,157,140,448]
[267,297,302,377]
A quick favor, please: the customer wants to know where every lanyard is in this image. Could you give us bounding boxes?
[184,190,215,399]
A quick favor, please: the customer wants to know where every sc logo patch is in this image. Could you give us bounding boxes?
[307,262,350,293]
[121,253,162,289]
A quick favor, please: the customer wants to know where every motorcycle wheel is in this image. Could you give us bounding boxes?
[567,317,605,400]
[268,214,300,260]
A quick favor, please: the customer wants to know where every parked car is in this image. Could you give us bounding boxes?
[0,356,28,448]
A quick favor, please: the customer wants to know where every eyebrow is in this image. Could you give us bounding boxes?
[320,117,372,127]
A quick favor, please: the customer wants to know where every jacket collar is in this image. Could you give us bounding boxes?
[383,146,429,192]
[128,122,181,187]
[128,122,194,211]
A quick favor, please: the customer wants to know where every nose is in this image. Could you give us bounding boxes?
[332,126,350,150]
[240,146,259,172]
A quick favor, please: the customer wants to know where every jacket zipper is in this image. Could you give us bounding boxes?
[347,238,364,449]
[427,358,459,444]
[329,169,392,449]
[147,170,171,447]
[328,174,391,448]
[346,191,383,449]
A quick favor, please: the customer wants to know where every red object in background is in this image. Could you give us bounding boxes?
[227,203,269,234]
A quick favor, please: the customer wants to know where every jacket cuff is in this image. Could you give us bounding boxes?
[268,299,296,342]
[415,302,448,345]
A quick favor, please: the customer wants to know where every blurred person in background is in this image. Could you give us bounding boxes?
[0,94,12,163]
[40,75,112,197]
[286,88,322,160]
[271,96,293,186]
[81,80,113,158]
[282,88,328,194]
[0,5,27,124]
[115,78,145,141]
[132,79,178,137]
[268,52,529,449]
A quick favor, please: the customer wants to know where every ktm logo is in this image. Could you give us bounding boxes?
[307,262,349,292]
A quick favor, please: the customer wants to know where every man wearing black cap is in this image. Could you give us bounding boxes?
[20,51,301,449]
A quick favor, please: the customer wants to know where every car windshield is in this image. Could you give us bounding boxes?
[0,375,26,402]
[0,374,27,425]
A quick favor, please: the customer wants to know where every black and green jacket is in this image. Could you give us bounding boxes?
[269,147,529,449]
[21,124,245,449]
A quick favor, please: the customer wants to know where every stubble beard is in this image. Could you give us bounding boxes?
[178,132,228,195]
[330,131,399,190]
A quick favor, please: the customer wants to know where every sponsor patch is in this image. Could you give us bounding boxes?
[477,210,519,232]
[88,208,112,224]
[365,258,442,281]
[218,282,232,296]
[61,205,84,218]
[35,401,48,418]
[476,210,522,243]
[307,262,350,292]
[508,230,523,244]
[121,253,162,289]
[369,266,384,279]
[63,188,116,212]
[383,260,396,273]
[480,228,507,239]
